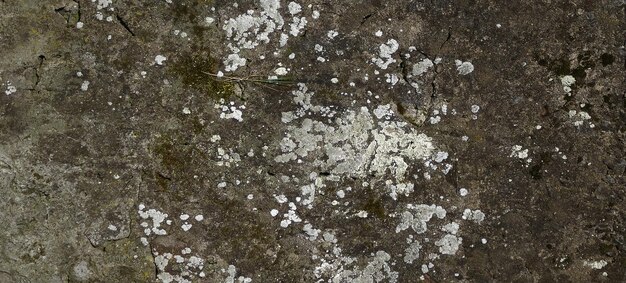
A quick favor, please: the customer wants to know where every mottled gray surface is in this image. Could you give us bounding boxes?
[0,0,624,282]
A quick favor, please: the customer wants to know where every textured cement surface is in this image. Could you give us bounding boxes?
[0,0,624,282]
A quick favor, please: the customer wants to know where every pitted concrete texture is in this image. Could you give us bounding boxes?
[0,0,624,282]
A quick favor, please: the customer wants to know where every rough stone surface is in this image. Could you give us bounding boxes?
[0,0,624,282]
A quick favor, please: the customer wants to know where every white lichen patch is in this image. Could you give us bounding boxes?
[372,39,399,69]
[435,234,462,255]
[462,209,485,224]
[387,182,414,200]
[4,81,17,95]
[403,241,422,264]
[276,85,435,186]
[274,67,289,75]
[395,204,446,234]
[455,60,474,75]
[153,250,206,283]
[214,98,245,122]
[138,204,169,236]
[155,55,167,65]
[93,0,112,10]
[510,145,529,159]
[224,264,252,283]
[315,250,399,283]
[215,147,242,167]
[220,0,312,73]
[81,81,90,91]
[561,75,575,93]
[568,110,593,127]
[412,58,434,76]
[224,54,247,72]
[583,259,608,270]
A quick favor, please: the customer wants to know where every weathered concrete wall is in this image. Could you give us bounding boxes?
[0,0,624,282]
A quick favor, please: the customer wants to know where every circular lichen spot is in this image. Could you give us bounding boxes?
[73,260,91,281]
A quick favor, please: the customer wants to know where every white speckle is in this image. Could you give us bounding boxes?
[481,238,487,244]
[356,211,368,218]
[4,83,17,95]
[279,33,289,47]
[247,194,254,200]
[459,188,468,196]
[155,55,167,65]
[270,209,279,217]
[194,215,204,221]
[140,237,148,246]
[336,190,345,198]
[288,53,296,59]
[205,17,215,24]
[181,223,192,231]
[182,107,191,115]
[510,145,529,159]
[561,75,576,93]
[496,23,501,28]
[462,209,486,224]
[217,182,227,188]
[107,224,117,231]
[429,116,441,124]
[180,214,189,221]
[471,105,480,113]
[455,60,474,75]
[584,260,608,270]
[76,22,84,29]
[434,151,448,163]
[275,67,288,75]
[385,73,399,85]
[375,30,383,37]
[210,135,221,142]
[327,30,339,39]
[561,75,576,86]
[80,81,90,91]
[275,194,288,204]
[280,219,291,228]
[312,10,320,19]
[331,78,339,84]
[288,2,302,15]
[95,0,112,10]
